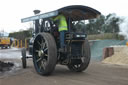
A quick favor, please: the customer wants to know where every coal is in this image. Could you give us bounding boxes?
[0,61,14,72]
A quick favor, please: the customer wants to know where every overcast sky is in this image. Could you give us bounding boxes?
[0,0,128,33]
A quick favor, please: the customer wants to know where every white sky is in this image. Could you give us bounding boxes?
[0,0,128,33]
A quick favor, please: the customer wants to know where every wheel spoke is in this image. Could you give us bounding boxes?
[39,65,42,70]
[41,38,45,43]
[44,48,48,52]
[73,65,77,70]
[81,57,85,63]
[37,41,41,46]
[43,43,46,49]
[44,54,48,56]
[37,41,42,50]
[36,57,42,62]
[39,62,44,71]
[72,64,81,69]
[36,50,39,52]
[38,51,42,57]
[75,65,77,68]
[42,59,47,70]
[42,63,45,70]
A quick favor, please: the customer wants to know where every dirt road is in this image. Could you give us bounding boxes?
[0,48,128,85]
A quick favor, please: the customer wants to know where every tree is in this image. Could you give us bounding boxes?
[85,13,120,34]
[104,13,119,33]
[9,28,33,40]
[86,15,105,34]
[74,21,86,33]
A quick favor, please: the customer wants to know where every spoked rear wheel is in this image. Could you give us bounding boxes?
[33,33,57,75]
[67,39,91,72]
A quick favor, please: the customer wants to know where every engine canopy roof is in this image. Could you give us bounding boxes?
[21,5,101,23]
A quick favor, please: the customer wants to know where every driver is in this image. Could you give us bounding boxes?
[53,14,68,52]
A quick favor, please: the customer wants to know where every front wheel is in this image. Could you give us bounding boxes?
[21,48,27,68]
[33,33,57,75]
[67,39,91,72]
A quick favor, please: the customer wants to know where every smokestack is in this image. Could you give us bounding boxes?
[33,10,41,34]
[33,10,40,15]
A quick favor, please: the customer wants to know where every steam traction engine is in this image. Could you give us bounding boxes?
[21,5,101,75]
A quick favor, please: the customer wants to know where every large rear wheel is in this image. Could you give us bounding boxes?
[33,33,57,75]
[67,39,91,72]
